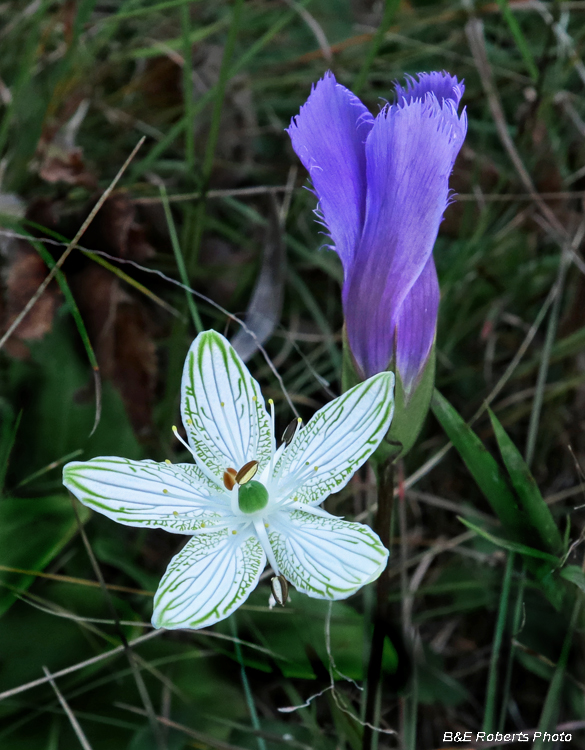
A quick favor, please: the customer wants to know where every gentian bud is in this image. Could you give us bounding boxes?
[287,71,466,457]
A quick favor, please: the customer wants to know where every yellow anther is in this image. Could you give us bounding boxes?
[232,530,237,535]
[269,398,274,405]
[264,523,269,528]
[314,466,319,471]
[252,396,257,401]
[173,511,179,517]
[220,402,225,407]
[201,522,206,528]
[186,419,192,425]
[163,489,169,494]
[165,459,171,465]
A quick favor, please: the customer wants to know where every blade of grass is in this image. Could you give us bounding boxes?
[431,390,524,539]
[106,0,205,22]
[495,0,539,81]
[181,2,195,173]
[26,235,102,436]
[69,500,167,750]
[185,0,244,275]
[533,598,581,750]
[288,268,341,371]
[353,0,400,95]
[457,517,559,565]
[0,412,21,497]
[229,616,267,750]
[129,0,309,183]
[489,408,563,554]
[525,238,575,466]
[159,184,202,331]
[482,552,514,733]
[15,449,83,489]
[498,564,526,731]
[128,17,228,60]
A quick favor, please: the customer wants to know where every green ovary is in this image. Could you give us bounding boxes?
[238,480,269,514]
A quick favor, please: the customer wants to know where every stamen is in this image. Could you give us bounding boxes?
[271,416,304,486]
[281,418,298,447]
[171,425,223,489]
[235,460,258,485]
[223,467,237,490]
[268,398,276,477]
[253,519,280,576]
[270,575,289,607]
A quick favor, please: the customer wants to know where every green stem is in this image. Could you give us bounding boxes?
[362,459,394,750]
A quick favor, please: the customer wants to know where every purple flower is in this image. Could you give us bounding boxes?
[287,71,466,395]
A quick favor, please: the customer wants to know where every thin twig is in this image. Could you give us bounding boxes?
[0,630,163,703]
[42,667,94,750]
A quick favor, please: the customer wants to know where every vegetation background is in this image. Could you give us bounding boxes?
[1,0,585,748]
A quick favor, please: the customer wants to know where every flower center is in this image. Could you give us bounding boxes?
[238,480,269,514]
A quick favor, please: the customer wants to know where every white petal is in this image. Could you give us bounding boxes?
[268,509,388,599]
[152,530,266,629]
[63,458,229,533]
[273,372,394,505]
[181,330,273,479]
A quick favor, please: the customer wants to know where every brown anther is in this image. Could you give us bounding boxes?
[270,575,289,607]
[223,467,237,490]
[281,418,299,447]
[235,460,259,485]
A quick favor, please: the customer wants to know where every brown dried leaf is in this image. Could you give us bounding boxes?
[1,199,62,358]
[70,265,156,436]
[81,194,155,261]
[39,145,97,189]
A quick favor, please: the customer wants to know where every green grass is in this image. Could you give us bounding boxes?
[2,0,585,747]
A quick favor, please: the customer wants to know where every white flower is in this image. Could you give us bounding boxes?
[63,331,395,630]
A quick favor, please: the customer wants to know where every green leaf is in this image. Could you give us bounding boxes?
[431,390,524,540]
[489,408,563,555]
[386,346,435,459]
[0,495,90,616]
[559,565,585,593]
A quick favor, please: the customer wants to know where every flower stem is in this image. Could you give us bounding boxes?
[362,459,394,750]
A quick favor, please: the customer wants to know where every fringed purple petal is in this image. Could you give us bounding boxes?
[395,71,465,108]
[344,87,466,378]
[395,257,439,393]
[286,72,374,272]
